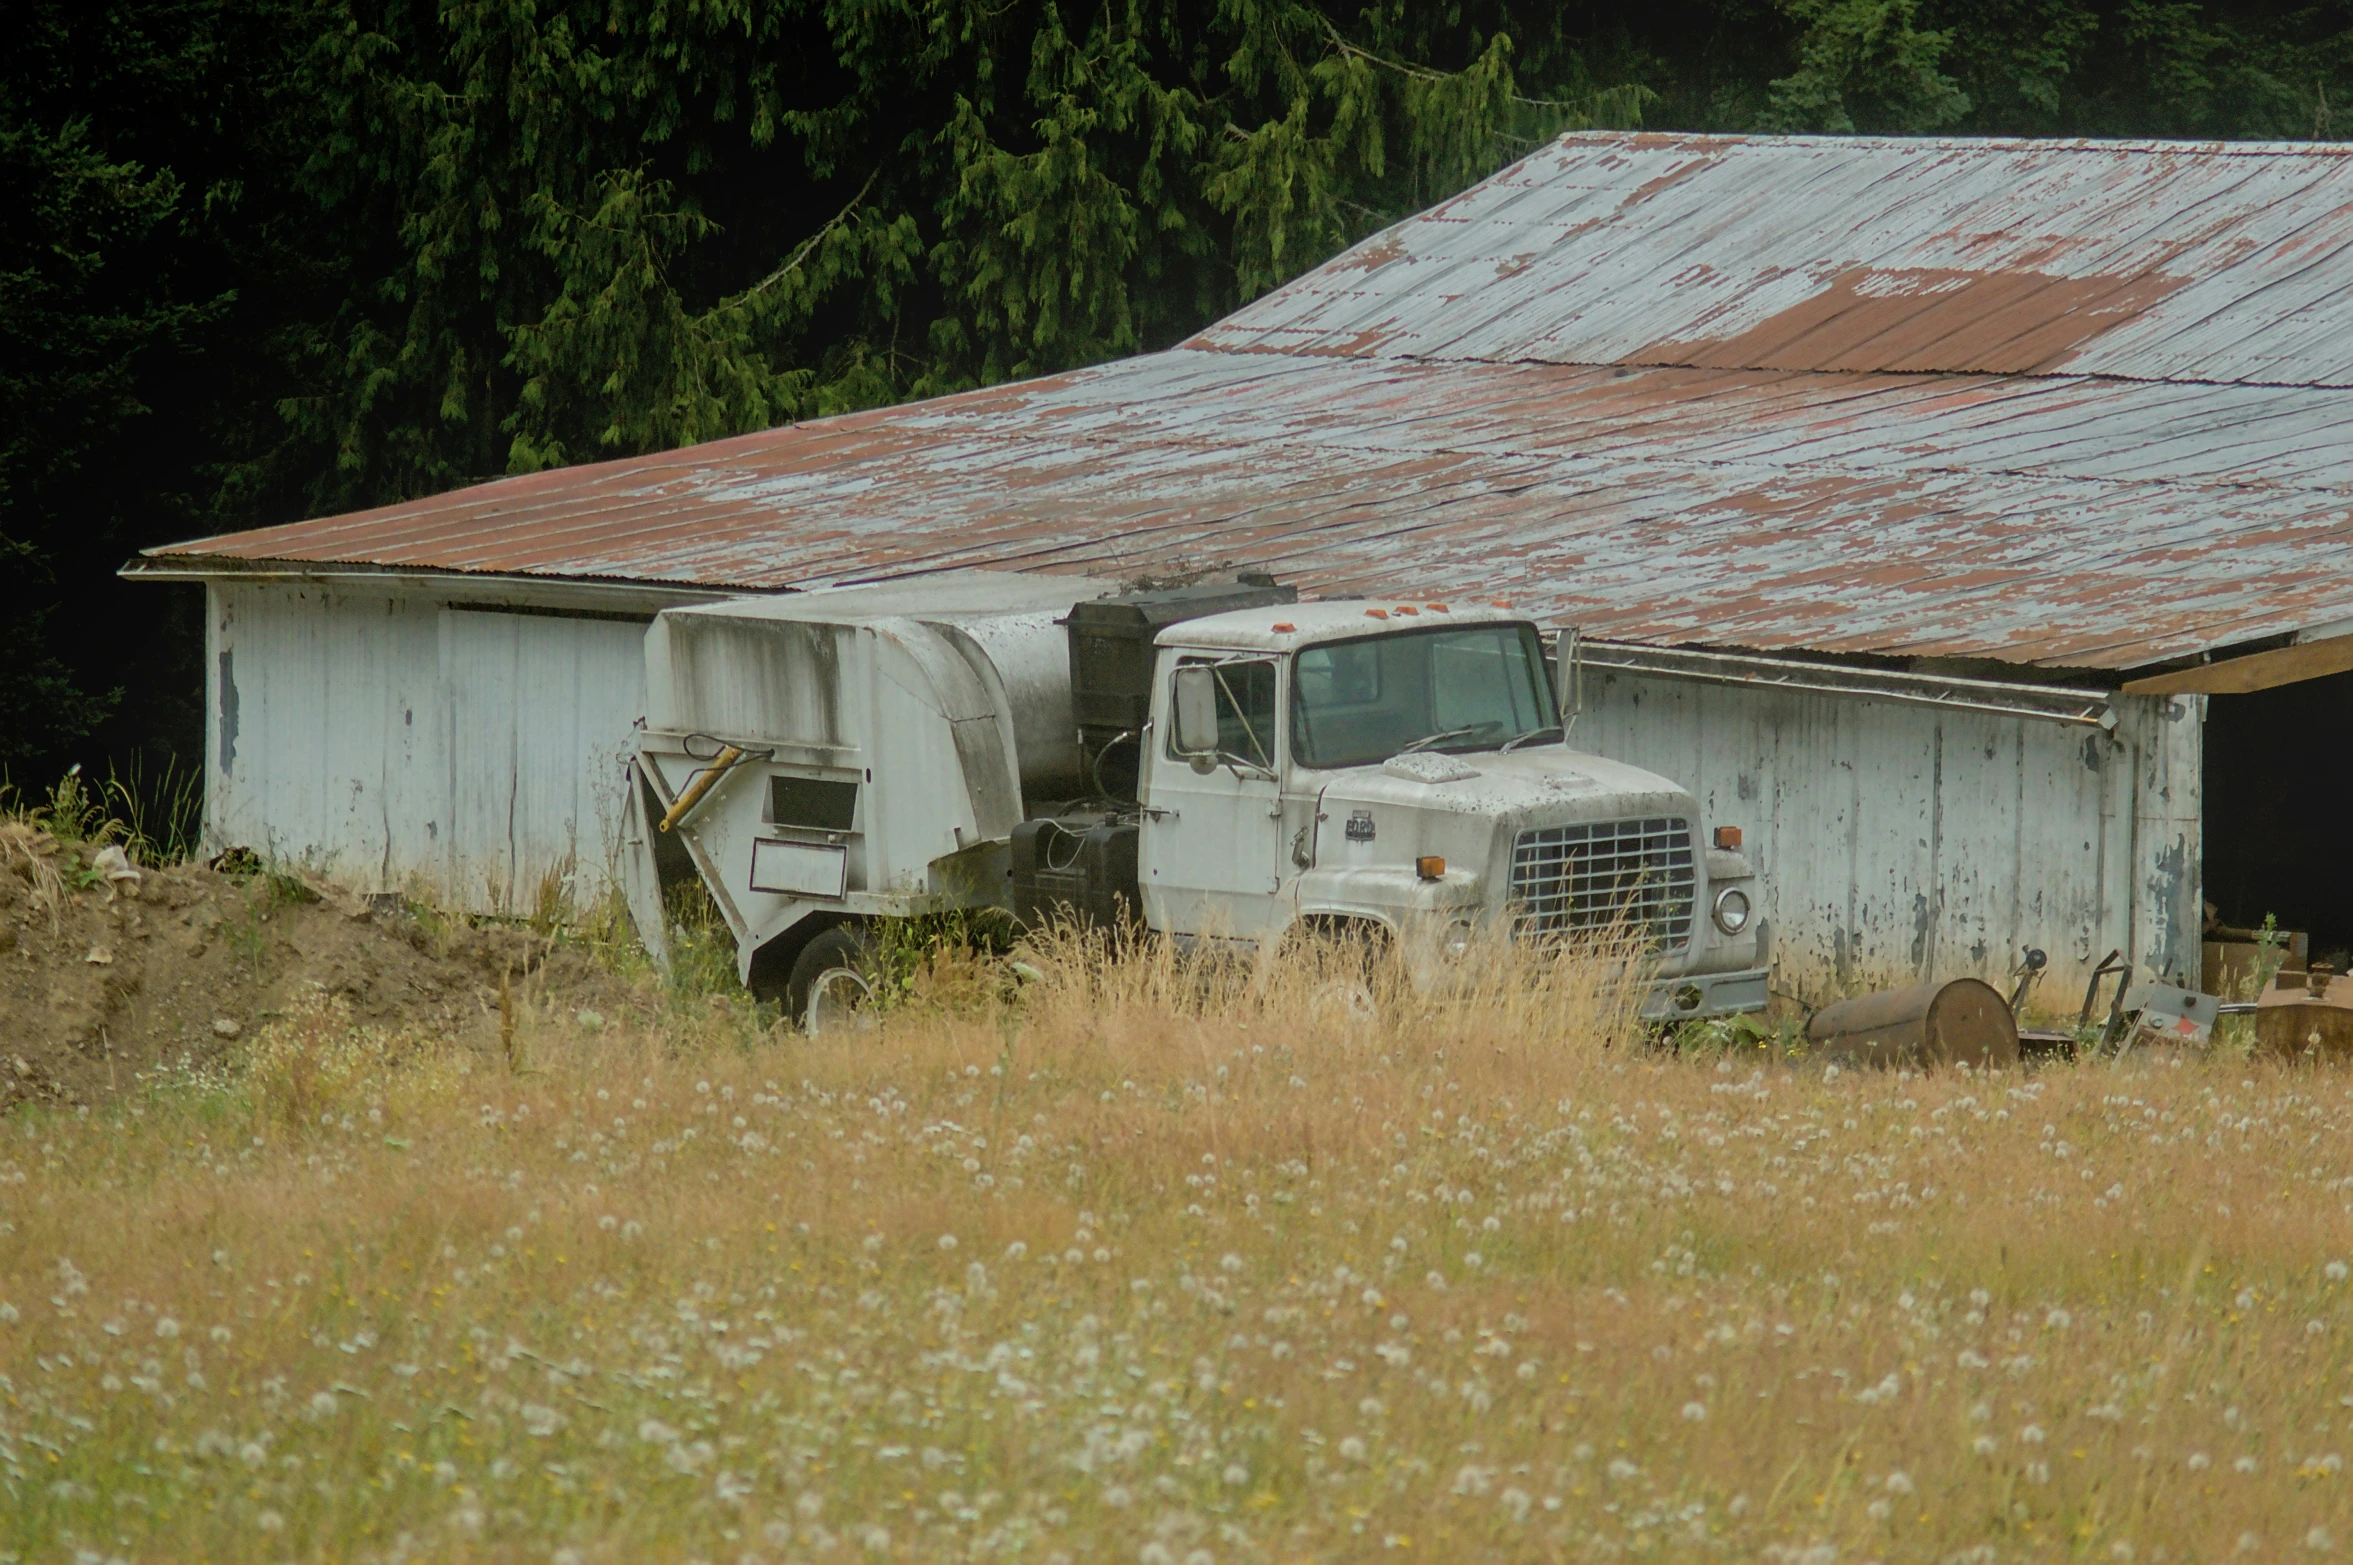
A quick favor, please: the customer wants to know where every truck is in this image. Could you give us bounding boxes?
[618,569,1771,1030]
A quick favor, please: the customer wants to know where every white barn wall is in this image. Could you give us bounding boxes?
[1580,670,2202,1010]
[204,581,668,914]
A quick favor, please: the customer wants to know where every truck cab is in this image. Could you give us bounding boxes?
[1135,600,1769,1018]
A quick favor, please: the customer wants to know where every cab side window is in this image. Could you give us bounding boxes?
[1168,657,1276,768]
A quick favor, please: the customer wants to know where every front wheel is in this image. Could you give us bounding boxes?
[787,924,881,1035]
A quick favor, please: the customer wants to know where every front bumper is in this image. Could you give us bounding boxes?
[1640,966,1771,1022]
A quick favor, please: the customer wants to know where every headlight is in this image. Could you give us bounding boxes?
[1712,886,1752,935]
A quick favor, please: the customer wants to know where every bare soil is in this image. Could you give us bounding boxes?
[0,836,640,1111]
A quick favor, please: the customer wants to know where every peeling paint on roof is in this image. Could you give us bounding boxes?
[138,134,2353,675]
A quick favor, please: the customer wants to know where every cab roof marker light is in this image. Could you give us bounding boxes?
[1394,605,1418,616]
[1427,603,1449,612]
[1365,608,1388,619]
[1490,598,1512,609]
[1271,621,1295,633]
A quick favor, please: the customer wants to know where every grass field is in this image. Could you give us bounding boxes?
[5,935,2353,1563]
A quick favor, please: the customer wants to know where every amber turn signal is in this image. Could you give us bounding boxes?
[1416,855,1446,881]
[1712,825,1743,850]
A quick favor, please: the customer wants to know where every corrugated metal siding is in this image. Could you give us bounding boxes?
[1577,670,2201,1006]
[143,134,2353,676]
[205,583,648,913]
[440,609,647,912]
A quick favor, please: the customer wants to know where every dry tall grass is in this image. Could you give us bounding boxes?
[4,935,2352,1563]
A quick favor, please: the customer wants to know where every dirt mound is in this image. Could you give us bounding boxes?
[0,826,642,1111]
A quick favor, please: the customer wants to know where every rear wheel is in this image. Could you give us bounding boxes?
[787,924,881,1035]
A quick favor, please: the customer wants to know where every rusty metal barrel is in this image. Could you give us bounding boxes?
[1806,978,2020,1070]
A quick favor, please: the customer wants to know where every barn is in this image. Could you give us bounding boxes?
[129,132,2353,1007]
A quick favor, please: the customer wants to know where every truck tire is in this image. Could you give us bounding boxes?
[788,924,881,1036]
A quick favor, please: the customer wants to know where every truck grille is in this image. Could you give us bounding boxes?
[1510,817,1695,946]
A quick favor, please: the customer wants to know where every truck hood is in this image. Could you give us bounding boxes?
[1311,744,1696,829]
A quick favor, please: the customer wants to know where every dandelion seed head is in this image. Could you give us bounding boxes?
[938,1234,958,1252]
[1681,1402,1707,1422]
[255,1510,284,1533]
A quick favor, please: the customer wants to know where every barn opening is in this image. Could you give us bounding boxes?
[2202,666,2353,976]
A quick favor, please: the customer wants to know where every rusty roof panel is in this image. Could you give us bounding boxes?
[1196,134,2353,386]
[140,135,2353,674]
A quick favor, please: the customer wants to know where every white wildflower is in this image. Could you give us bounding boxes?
[1681,1402,1707,1422]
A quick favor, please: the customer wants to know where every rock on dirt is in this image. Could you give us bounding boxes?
[0,836,637,1112]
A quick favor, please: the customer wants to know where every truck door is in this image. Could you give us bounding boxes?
[1140,654,1286,940]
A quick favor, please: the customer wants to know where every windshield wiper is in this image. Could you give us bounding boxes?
[1500,725,1565,752]
[1397,724,1488,755]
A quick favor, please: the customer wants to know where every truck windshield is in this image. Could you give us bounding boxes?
[1289,623,1558,769]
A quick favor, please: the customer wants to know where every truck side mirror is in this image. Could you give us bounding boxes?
[1553,626,1582,718]
[1172,666,1221,759]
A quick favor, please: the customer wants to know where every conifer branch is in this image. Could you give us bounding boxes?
[737,169,881,304]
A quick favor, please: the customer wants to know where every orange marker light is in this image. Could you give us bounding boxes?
[1712,826,1743,851]
[1427,602,1449,613]
[1365,607,1388,619]
[1416,855,1447,881]
[1271,621,1295,633]
[1490,598,1512,609]
[1395,605,1418,616]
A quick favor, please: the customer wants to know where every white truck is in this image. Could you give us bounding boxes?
[620,570,1770,1029]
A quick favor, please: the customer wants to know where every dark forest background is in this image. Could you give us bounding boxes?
[7,0,2350,794]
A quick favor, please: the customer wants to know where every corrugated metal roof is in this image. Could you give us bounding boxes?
[138,134,2353,674]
